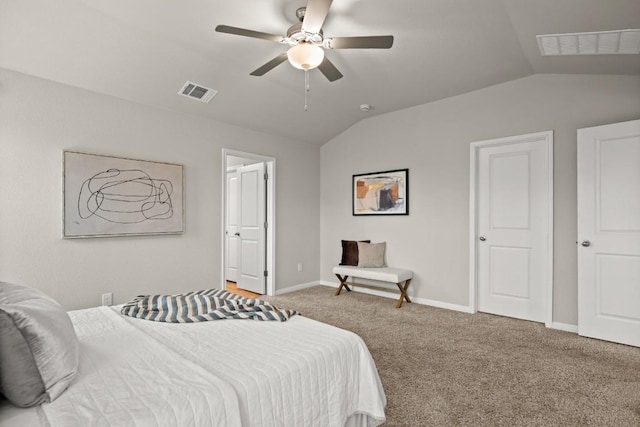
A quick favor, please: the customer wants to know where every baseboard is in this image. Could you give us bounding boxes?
[412,295,474,314]
[319,280,473,314]
[550,322,578,333]
[317,281,579,325]
[275,280,321,295]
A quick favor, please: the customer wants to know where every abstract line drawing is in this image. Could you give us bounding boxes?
[64,151,183,238]
[352,169,408,216]
[78,169,174,224]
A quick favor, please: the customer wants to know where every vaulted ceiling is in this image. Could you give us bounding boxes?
[1,0,638,144]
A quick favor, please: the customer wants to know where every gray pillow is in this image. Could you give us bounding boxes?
[357,242,387,268]
[0,282,79,407]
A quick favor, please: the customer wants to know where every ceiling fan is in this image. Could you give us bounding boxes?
[215,0,394,82]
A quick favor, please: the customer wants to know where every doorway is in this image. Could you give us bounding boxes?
[222,149,276,296]
[469,131,554,326]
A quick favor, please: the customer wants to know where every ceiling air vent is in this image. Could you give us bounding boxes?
[537,29,640,56]
[178,81,218,103]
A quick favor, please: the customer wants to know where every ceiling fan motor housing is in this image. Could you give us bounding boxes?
[287,23,323,45]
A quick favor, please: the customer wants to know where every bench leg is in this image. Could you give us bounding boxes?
[395,278,412,308]
[335,274,351,296]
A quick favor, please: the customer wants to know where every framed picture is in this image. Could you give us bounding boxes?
[63,151,184,238]
[353,168,409,216]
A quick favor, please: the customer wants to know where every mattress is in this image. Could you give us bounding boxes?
[0,305,386,427]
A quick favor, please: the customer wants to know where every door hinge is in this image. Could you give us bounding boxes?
[264,221,268,229]
[264,173,268,180]
[264,270,268,277]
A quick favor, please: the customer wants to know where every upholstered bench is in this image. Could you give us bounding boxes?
[332,266,414,308]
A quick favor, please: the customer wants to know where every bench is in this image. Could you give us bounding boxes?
[332,266,414,308]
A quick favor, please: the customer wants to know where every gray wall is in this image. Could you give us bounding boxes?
[320,74,640,325]
[0,68,320,310]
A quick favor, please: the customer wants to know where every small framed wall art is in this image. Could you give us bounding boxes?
[352,168,408,216]
[63,151,184,238]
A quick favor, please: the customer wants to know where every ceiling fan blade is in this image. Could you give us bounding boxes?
[327,36,394,49]
[301,0,333,34]
[250,53,289,76]
[215,25,284,43]
[317,57,343,82]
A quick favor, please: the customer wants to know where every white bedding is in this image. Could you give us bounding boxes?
[0,306,386,427]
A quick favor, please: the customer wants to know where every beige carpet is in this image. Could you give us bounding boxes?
[265,286,640,426]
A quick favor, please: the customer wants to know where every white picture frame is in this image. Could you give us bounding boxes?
[63,151,184,238]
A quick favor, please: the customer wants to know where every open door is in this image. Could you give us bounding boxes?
[578,119,640,347]
[236,162,266,294]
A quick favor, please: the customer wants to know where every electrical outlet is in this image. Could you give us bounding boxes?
[101,292,113,306]
[297,263,303,272]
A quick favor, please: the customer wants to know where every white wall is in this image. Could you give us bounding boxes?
[0,68,320,310]
[320,74,640,325]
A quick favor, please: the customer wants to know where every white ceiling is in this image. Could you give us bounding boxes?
[1,0,638,144]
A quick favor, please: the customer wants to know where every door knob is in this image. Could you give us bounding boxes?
[581,240,591,247]
[479,236,487,241]
[234,232,240,236]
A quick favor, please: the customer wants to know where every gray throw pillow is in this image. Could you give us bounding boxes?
[357,242,387,268]
[0,282,79,407]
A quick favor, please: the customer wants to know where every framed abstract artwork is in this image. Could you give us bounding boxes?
[352,168,409,216]
[63,151,184,238]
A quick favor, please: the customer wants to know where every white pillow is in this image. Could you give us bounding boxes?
[0,282,79,407]
[357,242,387,268]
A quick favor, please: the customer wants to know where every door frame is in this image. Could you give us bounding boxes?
[224,168,239,283]
[221,148,276,296]
[468,130,554,327]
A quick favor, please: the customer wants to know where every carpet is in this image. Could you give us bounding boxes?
[266,286,640,426]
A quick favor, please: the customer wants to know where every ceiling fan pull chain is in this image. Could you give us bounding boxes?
[304,69,310,111]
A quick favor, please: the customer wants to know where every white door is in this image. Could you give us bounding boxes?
[225,171,239,282]
[474,131,553,323]
[578,119,640,347]
[236,163,266,294]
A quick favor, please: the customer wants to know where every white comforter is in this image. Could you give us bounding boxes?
[0,306,386,427]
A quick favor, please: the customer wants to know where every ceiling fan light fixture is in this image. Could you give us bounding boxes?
[287,42,324,70]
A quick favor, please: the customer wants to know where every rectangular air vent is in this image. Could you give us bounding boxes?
[178,81,218,103]
[537,29,640,56]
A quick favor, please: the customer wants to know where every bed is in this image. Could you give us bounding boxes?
[0,293,386,427]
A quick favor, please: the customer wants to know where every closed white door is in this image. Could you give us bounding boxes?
[474,131,553,323]
[578,119,640,347]
[236,163,266,294]
[225,171,239,282]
